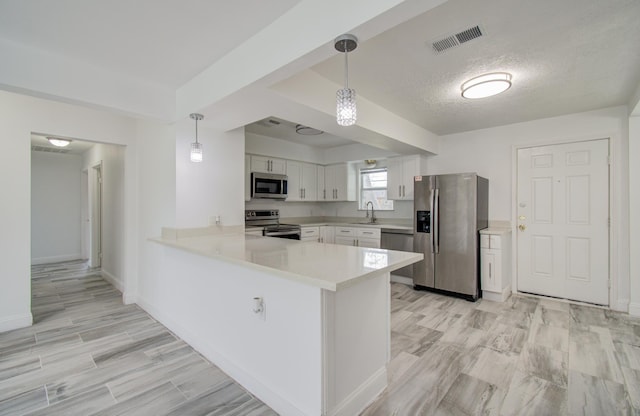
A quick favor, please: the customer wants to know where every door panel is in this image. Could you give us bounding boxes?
[434,173,478,296]
[413,176,435,288]
[517,139,609,305]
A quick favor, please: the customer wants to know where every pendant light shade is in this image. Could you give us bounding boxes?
[335,34,358,127]
[189,113,204,163]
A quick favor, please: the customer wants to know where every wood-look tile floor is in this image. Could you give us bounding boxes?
[2,262,639,415]
[362,283,640,416]
[0,261,276,416]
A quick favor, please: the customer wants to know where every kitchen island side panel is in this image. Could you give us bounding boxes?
[136,245,323,416]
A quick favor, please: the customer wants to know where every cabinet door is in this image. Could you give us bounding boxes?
[320,226,335,244]
[286,160,302,201]
[301,162,317,201]
[481,250,499,292]
[332,164,356,201]
[401,155,419,200]
[335,236,355,246]
[250,155,271,173]
[387,156,403,200]
[301,226,319,241]
[357,238,380,248]
[317,166,326,201]
[270,158,286,174]
[325,165,337,200]
[244,154,251,202]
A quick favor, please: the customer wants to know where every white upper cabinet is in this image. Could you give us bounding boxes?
[387,155,425,200]
[325,163,356,201]
[317,165,326,201]
[286,160,318,201]
[250,155,286,174]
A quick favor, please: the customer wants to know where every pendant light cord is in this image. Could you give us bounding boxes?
[195,118,199,144]
[343,40,349,89]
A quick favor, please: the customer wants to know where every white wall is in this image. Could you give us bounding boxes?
[176,124,245,227]
[31,151,83,264]
[0,90,138,332]
[428,106,630,311]
[629,116,640,316]
[83,143,126,288]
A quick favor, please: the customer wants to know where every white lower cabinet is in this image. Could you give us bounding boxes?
[300,226,320,242]
[480,230,512,302]
[319,226,334,243]
[334,227,380,248]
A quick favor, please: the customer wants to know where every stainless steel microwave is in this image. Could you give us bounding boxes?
[251,172,288,200]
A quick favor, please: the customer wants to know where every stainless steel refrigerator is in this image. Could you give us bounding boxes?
[413,173,488,301]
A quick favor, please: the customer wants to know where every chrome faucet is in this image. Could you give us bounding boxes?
[366,201,376,223]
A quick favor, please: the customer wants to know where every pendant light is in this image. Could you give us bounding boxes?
[335,34,358,127]
[189,113,204,163]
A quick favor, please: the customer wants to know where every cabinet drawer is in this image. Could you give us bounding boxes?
[335,227,356,237]
[357,228,380,239]
[480,234,490,248]
[489,235,501,249]
[301,227,319,238]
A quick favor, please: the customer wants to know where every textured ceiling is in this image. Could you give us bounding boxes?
[0,0,302,88]
[312,0,640,135]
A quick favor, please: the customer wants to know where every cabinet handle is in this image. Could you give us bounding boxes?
[323,189,326,199]
[399,185,402,196]
[402,185,405,197]
[303,188,306,198]
[489,263,492,279]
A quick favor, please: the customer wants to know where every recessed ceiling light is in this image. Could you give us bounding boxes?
[47,137,72,147]
[461,72,512,99]
[295,125,323,136]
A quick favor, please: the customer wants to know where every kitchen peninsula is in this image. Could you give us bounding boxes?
[149,227,423,416]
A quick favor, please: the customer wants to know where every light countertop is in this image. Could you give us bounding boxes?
[151,232,423,291]
[480,227,512,235]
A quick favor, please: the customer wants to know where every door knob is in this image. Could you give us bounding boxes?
[518,224,526,231]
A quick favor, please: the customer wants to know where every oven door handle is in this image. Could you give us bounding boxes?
[264,231,301,237]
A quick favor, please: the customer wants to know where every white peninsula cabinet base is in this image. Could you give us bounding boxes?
[147,230,422,416]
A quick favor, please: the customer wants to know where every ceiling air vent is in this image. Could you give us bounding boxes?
[31,145,70,154]
[432,25,483,54]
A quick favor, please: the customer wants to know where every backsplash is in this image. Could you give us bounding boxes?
[244,199,414,220]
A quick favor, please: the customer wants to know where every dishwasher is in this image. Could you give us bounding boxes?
[380,228,414,279]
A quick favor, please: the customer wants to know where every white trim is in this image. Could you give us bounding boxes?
[101,269,123,292]
[482,284,512,303]
[390,274,413,286]
[511,136,620,309]
[0,313,32,333]
[122,292,137,305]
[629,302,640,317]
[31,254,83,265]
[135,296,308,416]
[329,366,387,416]
[614,298,629,313]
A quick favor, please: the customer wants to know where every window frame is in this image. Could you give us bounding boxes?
[358,165,394,211]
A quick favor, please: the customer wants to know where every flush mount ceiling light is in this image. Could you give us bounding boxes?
[47,137,72,147]
[335,34,358,127]
[295,124,323,136]
[461,72,512,99]
[189,113,204,163]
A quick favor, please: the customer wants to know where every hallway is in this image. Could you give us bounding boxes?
[0,261,275,415]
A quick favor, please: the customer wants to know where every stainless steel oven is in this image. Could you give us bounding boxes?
[251,173,288,200]
[245,209,300,240]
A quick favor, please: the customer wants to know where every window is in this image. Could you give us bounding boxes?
[359,167,394,211]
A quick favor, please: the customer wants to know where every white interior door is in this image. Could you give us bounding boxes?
[516,139,609,305]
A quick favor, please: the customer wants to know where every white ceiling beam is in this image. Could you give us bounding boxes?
[176,0,448,119]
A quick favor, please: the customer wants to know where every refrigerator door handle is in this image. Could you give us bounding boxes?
[429,189,435,253]
[433,188,440,254]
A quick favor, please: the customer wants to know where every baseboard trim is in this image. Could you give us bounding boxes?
[101,269,123,292]
[390,275,413,286]
[612,298,629,313]
[0,313,33,333]
[135,296,308,416]
[31,254,83,265]
[330,366,387,416]
[122,292,137,305]
[482,285,512,302]
[629,302,640,317]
